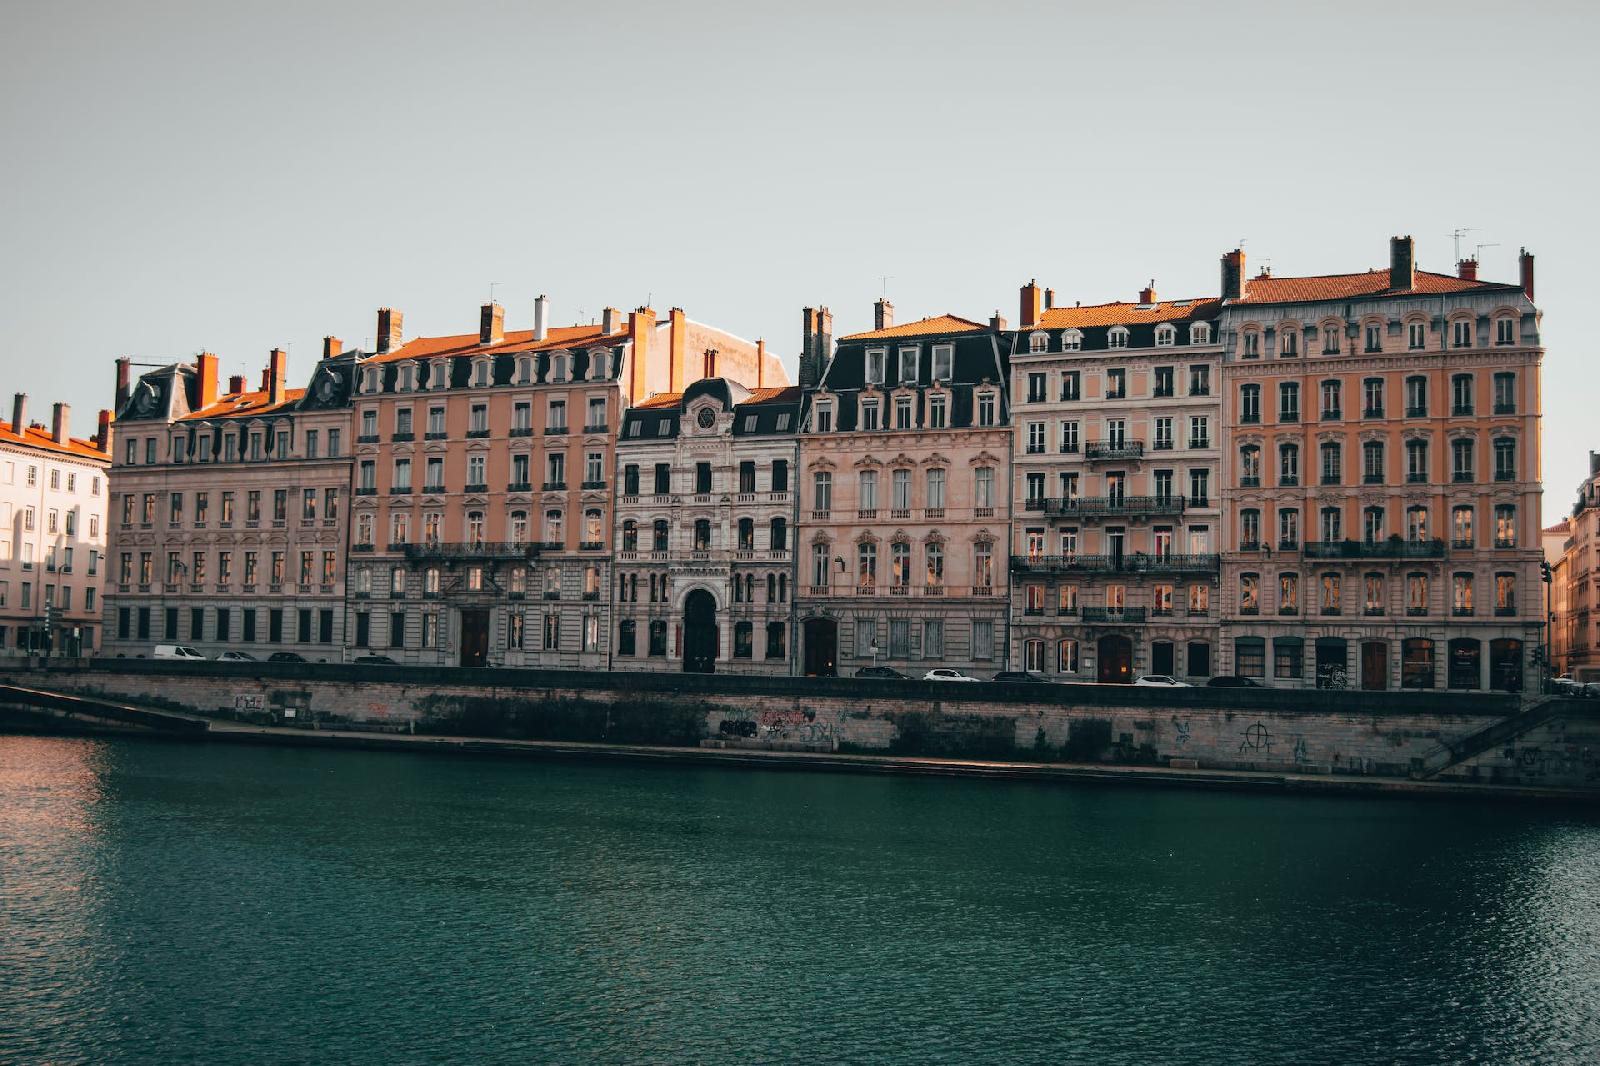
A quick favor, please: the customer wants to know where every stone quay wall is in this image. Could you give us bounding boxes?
[5,659,1578,787]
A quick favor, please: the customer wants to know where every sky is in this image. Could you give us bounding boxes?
[2,0,1595,523]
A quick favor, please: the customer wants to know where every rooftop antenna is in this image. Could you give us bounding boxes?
[880,275,893,297]
[488,281,500,306]
[1474,241,1500,263]
[1449,228,1477,263]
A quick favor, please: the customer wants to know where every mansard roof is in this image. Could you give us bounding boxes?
[1232,269,1510,306]
[841,314,989,341]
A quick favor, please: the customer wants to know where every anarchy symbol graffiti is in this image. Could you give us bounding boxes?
[1239,722,1273,754]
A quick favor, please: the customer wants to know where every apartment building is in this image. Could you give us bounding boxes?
[0,394,111,655]
[795,302,1010,676]
[612,378,801,673]
[1215,237,1543,692]
[1553,454,1600,681]
[348,299,784,668]
[103,344,360,659]
[1007,281,1223,682]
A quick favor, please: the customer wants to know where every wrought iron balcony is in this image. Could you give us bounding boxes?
[1302,538,1446,559]
[1085,440,1145,461]
[403,542,544,562]
[1011,553,1219,576]
[1031,494,1187,518]
[1080,607,1148,623]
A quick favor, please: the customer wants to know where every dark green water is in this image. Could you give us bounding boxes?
[1,737,1597,1065]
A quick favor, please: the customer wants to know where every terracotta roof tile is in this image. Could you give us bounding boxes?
[841,314,989,341]
[634,393,683,409]
[1034,298,1219,329]
[740,386,802,405]
[0,421,110,462]
[1234,268,1501,305]
[179,388,307,421]
[368,324,624,365]
[1544,518,1572,534]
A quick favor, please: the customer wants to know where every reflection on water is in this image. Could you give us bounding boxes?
[0,736,1597,1065]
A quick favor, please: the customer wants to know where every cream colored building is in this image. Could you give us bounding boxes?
[1553,455,1600,681]
[0,394,111,656]
[612,379,800,673]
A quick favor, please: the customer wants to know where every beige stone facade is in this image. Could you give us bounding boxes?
[103,344,358,659]
[1215,239,1543,692]
[1552,456,1600,681]
[1007,281,1223,682]
[795,307,1011,676]
[0,394,111,655]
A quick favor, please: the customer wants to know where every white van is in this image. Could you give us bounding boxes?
[153,645,207,661]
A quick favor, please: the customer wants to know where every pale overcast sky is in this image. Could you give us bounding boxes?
[2,0,1595,521]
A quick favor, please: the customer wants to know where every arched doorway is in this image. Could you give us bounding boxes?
[803,617,837,677]
[1097,635,1133,684]
[683,589,718,673]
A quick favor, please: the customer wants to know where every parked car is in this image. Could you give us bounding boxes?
[153,645,206,660]
[991,671,1054,684]
[352,654,397,666]
[216,651,258,662]
[267,651,308,663]
[1583,681,1600,699]
[1205,675,1262,688]
[1551,676,1582,696]
[923,668,982,683]
[855,665,911,679]
[1134,674,1191,688]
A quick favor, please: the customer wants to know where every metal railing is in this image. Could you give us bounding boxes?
[1010,553,1219,575]
[1302,538,1446,559]
[1028,495,1187,518]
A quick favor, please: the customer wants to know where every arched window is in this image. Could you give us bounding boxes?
[466,510,485,546]
[550,353,568,382]
[510,510,528,543]
[1189,322,1211,345]
[1155,324,1175,347]
[1321,321,1342,354]
[769,516,787,550]
[653,519,669,551]
[738,517,754,550]
[1028,332,1048,353]
[693,518,711,551]
[1108,326,1130,349]
[1061,329,1082,351]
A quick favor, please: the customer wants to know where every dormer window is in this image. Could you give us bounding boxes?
[1495,317,1515,345]
[1243,331,1261,358]
[898,346,919,384]
[399,364,415,391]
[551,353,568,383]
[1189,323,1211,345]
[1155,325,1175,347]
[1028,332,1048,353]
[1108,326,1130,349]
[1452,319,1474,348]
[472,359,490,387]
[362,367,380,393]
[815,402,833,433]
[931,344,953,381]
[589,350,609,380]
[1280,328,1299,357]
[1321,323,1342,354]
[865,348,886,385]
[517,356,533,384]
[432,359,450,390]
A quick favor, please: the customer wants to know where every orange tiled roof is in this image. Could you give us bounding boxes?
[1034,298,1219,329]
[368,324,624,365]
[741,386,802,405]
[0,420,110,462]
[179,388,306,421]
[1544,518,1572,534]
[841,314,988,341]
[1234,269,1498,305]
[634,393,683,409]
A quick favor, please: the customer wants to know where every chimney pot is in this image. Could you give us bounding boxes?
[1456,258,1478,281]
[376,307,403,353]
[533,295,549,341]
[1520,247,1535,301]
[51,402,69,445]
[10,393,24,434]
[322,336,343,359]
[96,408,111,450]
[228,374,246,393]
[602,307,621,335]
[1044,288,1055,310]
[267,347,288,405]
[874,298,894,332]
[196,351,219,410]
[1019,280,1042,329]
[1140,280,1157,305]
[1389,234,1416,291]
[990,311,1008,332]
[480,303,505,345]
[756,338,767,389]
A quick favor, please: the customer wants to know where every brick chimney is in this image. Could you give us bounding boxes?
[228,374,246,394]
[1019,280,1042,329]
[267,348,288,405]
[196,351,219,410]
[874,298,894,332]
[990,311,1008,332]
[1520,248,1535,301]
[534,294,549,341]
[1220,249,1246,300]
[756,338,767,388]
[703,347,718,379]
[1140,280,1157,305]
[114,357,132,413]
[668,308,687,392]
[376,307,403,353]
[602,307,620,334]
[10,393,24,433]
[625,306,656,403]
[323,336,343,359]
[1457,258,1478,281]
[96,408,111,450]
[480,303,505,345]
[51,402,69,445]
[1045,288,1055,310]
[1389,235,1415,291]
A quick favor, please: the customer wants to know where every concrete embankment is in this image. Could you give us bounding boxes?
[2,659,1597,798]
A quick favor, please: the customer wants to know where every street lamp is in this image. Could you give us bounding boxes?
[1540,559,1553,692]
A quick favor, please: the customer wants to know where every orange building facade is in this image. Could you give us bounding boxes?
[1215,238,1543,692]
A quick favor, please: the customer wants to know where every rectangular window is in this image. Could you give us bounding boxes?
[1060,372,1080,402]
[1105,369,1126,399]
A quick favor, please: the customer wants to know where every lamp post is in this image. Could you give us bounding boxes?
[1541,559,1553,693]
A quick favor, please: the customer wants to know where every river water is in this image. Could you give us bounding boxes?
[1,735,1597,1065]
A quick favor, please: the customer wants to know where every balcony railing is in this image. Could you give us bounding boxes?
[1080,607,1148,623]
[1029,495,1187,518]
[1085,440,1145,461]
[1302,538,1446,559]
[1011,553,1219,575]
[402,542,544,562]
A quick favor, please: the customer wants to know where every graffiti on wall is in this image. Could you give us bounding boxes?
[719,707,837,746]
[1238,722,1273,755]
[1172,717,1192,749]
[1500,745,1600,782]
